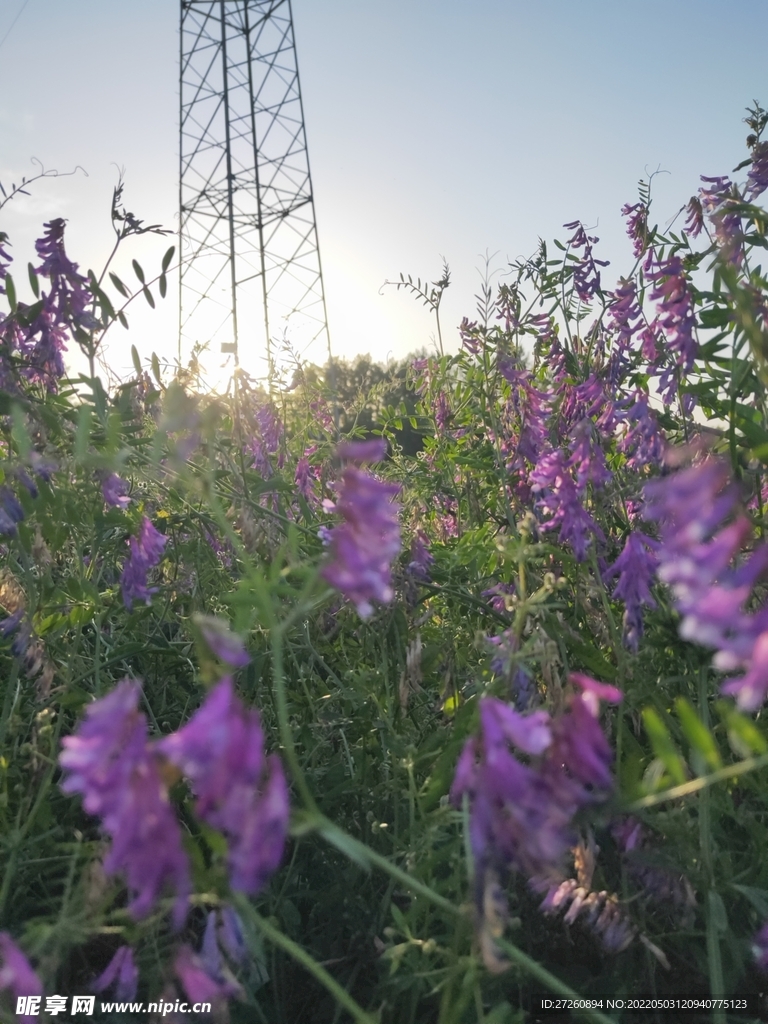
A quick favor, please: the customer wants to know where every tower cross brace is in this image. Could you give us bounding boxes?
[179,0,331,379]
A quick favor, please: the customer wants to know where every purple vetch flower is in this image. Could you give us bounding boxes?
[621,202,649,258]
[699,175,744,266]
[0,610,33,660]
[91,946,138,1002]
[611,817,696,915]
[408,530,433,580]
[530,449,605,561]
[120,516,168,611]
[59,680,191,928]
[174,944,241,1007]
[606,278,643,385]
[685,195,705,238]
[567,418,612,494]
[295,445,320,505]
[202,526,233,569]
[321,441,401,618]
[337,437,387,463]
[434,390,452,432]
[410,357,433,398]
[497,360,552,497]
[482,582,515,615]
[747,141,768,201]
[215,906,248,967]
[0,933,43,1024]
[34,218,94,330]
[603,532,659,651]
[194,614,250,671]
[617,391,664,471]
[645,251,698,381]
[459,317,483,355]
[245,395,284,478]
[563,221,610,303]
[101,473,131,510]
[158,677,289,896]
[198,912,245,995]
[309,396,334,432]
[0,487,25,536]
[753,921,768,972]
[643,450,768,710]
[451,677,620,894]
[549,675,623,791]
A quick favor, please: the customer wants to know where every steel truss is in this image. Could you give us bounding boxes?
[179,0,331,378]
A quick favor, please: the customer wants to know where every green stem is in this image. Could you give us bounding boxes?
[233,897,377,1024]
[699,670,726,1024]
[317,819,618,1021]
[270,624,319,815]
[626,751,768,811]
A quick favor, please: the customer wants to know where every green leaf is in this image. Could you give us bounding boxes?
[74,404,92,461]
[158,273,167,299]
[161,245,175,272]
[319,821,371,871]
[5,273,17,312]
[132,259,145,284]
[708,890,728,934]
[642,707,687,785]
[142,286,155,309]
[27,263,39,299]
[731,883,768,919]
[131,344,142,377]
[151,351,162,386]
[717,701,768,756]
[118,310,129,329]
[109,272,129,297]
[675,697,722,771]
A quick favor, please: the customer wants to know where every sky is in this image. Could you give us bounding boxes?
[1,0,767,393]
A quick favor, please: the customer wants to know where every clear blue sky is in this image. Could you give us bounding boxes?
[1,0,767,389]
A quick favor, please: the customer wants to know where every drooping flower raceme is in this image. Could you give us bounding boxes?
[158,676,289,896]
[530,449,605,561]
[644,252,697,403]
[59,680,191,928]
[563,221,609,303]
[321,438,401,618]
[643,451,768,710]
[603,531,660,651]
[451,675,622,891]
[120,516,168,611]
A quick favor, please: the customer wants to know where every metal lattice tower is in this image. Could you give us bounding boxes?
[179,0,331,378]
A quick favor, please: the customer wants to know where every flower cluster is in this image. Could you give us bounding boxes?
[644,252,697,401]
[59,681,191,928]
[450,677,621,965]
[643,451,768,710]
[159,676,289,895]
[59,620,288,927]
[120,516,168,611]
[530,449,604,561]
[451,675,622,889]
[563,220,609,303]
[321,439,401,618]
[603,531,659,651]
